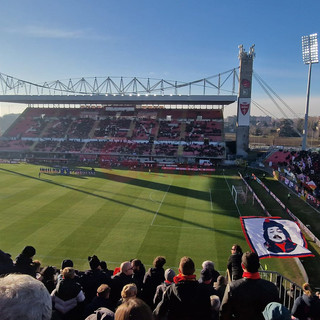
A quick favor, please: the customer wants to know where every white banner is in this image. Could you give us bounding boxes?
[240,216,314,259]
[237,98,251,126]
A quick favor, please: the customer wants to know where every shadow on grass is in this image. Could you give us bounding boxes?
[0,167,241,238]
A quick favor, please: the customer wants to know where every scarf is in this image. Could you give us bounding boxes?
[242,271,260,279]
[173,273,196,283]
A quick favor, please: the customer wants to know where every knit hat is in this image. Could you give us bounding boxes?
[21,246,36,258]
[88,255,100,270]
[164,268,175,282]
[262,302,291,320]
[61,259,73,269]
[200,268,212,281]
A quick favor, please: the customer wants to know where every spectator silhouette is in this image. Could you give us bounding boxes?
[14,245,37,277]
[220,251,279,320]
[141,256,166,309]
[153,256,212,319]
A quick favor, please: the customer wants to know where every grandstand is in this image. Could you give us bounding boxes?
[0,106,227,166]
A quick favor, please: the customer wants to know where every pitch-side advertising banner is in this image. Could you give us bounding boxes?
[240,216,314,259]
[238,98,251,126]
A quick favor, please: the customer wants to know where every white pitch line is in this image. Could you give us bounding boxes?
[150,181,172,226]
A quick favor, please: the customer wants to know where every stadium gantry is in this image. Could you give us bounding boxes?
[0,70,238,106]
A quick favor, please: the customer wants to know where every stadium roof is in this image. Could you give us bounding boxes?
[0,94,237,105]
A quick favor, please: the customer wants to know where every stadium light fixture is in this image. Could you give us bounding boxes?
[301,33,318,150]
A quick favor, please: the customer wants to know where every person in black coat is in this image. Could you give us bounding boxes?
[14,245,37,277]
[84,284,113,318]
[0,249,14,276]
[227,244,243,281]
[109,261,134,311]
[141,256,166,309]
[153,256,212,320]
[131,259,146,296]
[220,252,280,320]
[79,255,112,305]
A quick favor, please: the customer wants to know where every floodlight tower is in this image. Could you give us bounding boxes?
[301,33,318,150]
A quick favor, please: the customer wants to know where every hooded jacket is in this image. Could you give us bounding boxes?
[51,278,85,314]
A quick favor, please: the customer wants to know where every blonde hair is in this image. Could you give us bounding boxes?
[302,283,313,297]
[62,267,75,279]
[121,283,137,299]
[115,298,152,320]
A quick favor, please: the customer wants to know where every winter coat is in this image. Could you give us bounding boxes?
[51,278,85,314]
[14,254,36,277]
[227,253,243,281]
[291,293,320,320]
[142,267,165,308]
[219,277,280,320]
[153,280,212,320]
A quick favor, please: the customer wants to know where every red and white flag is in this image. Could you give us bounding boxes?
[240,216,314,259]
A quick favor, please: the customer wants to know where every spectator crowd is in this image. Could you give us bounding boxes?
[0,245,320,320]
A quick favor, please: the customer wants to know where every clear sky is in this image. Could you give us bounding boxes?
[0,0,319,118]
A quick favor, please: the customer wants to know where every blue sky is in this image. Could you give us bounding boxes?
[0,0,319,118]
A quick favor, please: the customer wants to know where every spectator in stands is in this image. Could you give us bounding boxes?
[213,275,227,302]
[200,260,220,285]
[210,295,221,320]
[41,265,57,293]
[131,259,146,295]
[142,256,166,309]
[80,255,112,304]
[115,297,153,320]
[291,283,320,320]
[57,258,74,283]
[219,251,279,320]
[199,268,218,298]
[153,256,212,319]
[100,260,114,277]
[118,283,138,306]
[85,307,115,320]
[84,284,113,318]
[109,261,135,310]
[0,249,14,276]
[227,244,243,281]
[153,268,176,307]
[262,302,291,320]
[14,245,37,277]
[0,273,52,320]
[51,267,85,320]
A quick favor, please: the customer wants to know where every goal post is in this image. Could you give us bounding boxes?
[231,185,247,205]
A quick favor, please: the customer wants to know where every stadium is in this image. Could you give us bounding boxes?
[1,45,320,318]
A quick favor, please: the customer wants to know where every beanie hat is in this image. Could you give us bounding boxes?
[21,246,36,258]
[61,259,73,270]
[88,255,100,270]
[262,302,291,320]
[201,268,212,281]
[164,268,175,282]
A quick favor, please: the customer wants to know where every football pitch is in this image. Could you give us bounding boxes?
[0,163,306,284]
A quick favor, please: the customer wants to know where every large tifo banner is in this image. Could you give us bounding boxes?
[240,216,314,259]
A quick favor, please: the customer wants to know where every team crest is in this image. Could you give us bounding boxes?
[240,102,250,115]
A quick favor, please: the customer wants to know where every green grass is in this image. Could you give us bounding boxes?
[0,164,308,285]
